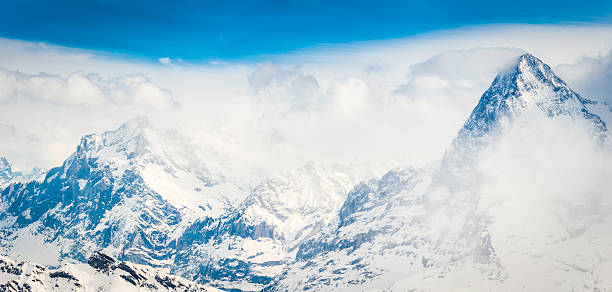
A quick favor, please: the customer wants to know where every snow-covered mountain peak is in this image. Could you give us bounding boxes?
[64,118,232,211]
[0,118,244,267]
[102,116,156,153]
[0,157,12,179]
[0,157,10,170]
[0,157,12,188]
[459,53,607,141]
[492,53,580,111]
[75,117,158,164]
[169,162,377,291]
[493,53,563,94]
[510,53,553,78]
[240,162,374,244]
[440,53,610,174]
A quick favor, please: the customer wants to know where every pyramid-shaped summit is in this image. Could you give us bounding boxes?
[459,53,607,141]
[440,53,608,172]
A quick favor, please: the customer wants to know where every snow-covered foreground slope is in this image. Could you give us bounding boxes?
[0,118,241,266]
[0,252,222,292]
[268,53,612,291]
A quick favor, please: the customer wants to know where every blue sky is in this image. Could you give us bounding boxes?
[1,0,611,61]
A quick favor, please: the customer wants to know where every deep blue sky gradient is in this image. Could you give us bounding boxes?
[1,0,611,60]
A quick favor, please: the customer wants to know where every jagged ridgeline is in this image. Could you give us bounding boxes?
[0,53,611,291]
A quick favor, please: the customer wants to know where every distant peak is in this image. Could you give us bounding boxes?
[116,116,155,133]
[0,157,10,168]
[104,116,157,141]
[76,116,157,156]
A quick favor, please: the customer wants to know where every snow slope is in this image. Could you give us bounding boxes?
[0,252,222,292]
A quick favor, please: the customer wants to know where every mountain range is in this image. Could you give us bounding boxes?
[1,53,611,291]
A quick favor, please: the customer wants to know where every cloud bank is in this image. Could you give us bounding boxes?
[474,113,612,289]
[0,67,177,107]
[0,24,610,174]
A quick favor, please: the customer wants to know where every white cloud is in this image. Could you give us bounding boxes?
[0,24,611,174]
[556,51,612,104]
[326,76,369,117]
[158,57,172,65]
[475,113,612,288]
[400,48,523,91]
[0,67,177,108]
[248,63,321,114]
[0,123,72,171]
